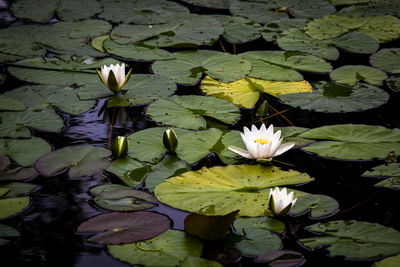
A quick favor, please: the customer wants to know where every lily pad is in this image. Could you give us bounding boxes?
[11,0,101,22]
[35,145,111,178]
[375,177,400,190]
[300,220,400,259]
[102,39,174,61]
[0,156,38,181]
[0,137,51,167]
[0,182,38,198]
[0,197,30,219]
[8,55,119,86]
[233,217,285,234]
[77,211,170,244]
[154,164,312,217]
[184,210,239,240]
[289,194,339,219]
[89,184,131,196]
[275,126,313,148]
[108,230,203,267]
[181,0,230,9]
[5,85,96,115]
[262,18,308,42]
[373,254,400,267]
[0,224,19,237]
[229,0,288,24]
[330,65,388,86]
[279,81,389,113]
[299,124,400,160]
[146,95,241,130]
[201,76,312,108]
[256,250,305,266]
[305,15,400,43]
[362,163,400,177]
[0,96,26,111]
[370,48,400,74]
[180,257,223,267]
[151,50,252,85]
[94,189,157,211]
[337,1,400,17]
[387,75,400,92]
[213,15,263,44]
[106,157,152,187]
[277,29,378,61]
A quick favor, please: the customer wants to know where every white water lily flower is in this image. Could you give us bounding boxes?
[228,124,295,161]
[97,63,132,93]
[269,187,297,216]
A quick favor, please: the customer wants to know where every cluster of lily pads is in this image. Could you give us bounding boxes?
[1,0,400,266]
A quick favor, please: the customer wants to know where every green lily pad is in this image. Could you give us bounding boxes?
[275,126,313,148]
[327,0,371,4]
[0,137,51,167]
[5,85,96,115]
[375,177,400,190]
[77,211,170,244]
[94,189,157,211]
[98,0,189,24]
[151,50,252,85]
[373,254,400,267]
[179,257,223,267]
[0,197,30,219]
[305,15,400,43]
[300,124,400,160]
[8,55,119,86]
[35,145,111,178]
[36,19,111,57]
[106,158,152,187]
[362,163,400,177]
[201,76,312,108]
[277,29,378,61]
[102,39,174,61]
[233,217,285,234]
[0,156,38,181]
[146,95,241,130]
[337,1,400,17]
[233,219,282,256]
[0,110,63,138]
[213,15,263,44]
[89,184,131,196]
[387,75,400,92]
[330,65,388,86]
[154,164,312,217]
[0,224,19,237]
[11,0,101,22]
[256,250,305,266]
[279,81,389,113]
[145,155,190,192]
[108,230,203,267]
[181,0,230,9]
[262,18,308,42]
[0,182,38,198]
[300,220,400,259]
[229,0,288,24]
[289,194,339,219]
[0,96,26,111]
[370,48,400,74]
[184,210,239,240]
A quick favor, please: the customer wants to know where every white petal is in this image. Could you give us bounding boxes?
[266,124,274,138]
[228,146,253,159]
[274,199,285,213]
[269,138,282,157]
[273,142,295,157]
[260,123,267,134]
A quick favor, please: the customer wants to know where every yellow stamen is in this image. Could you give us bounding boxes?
[254,138,269,145]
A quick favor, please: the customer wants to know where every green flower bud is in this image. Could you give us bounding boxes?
[111,136,129,158]
[163,129,178,153]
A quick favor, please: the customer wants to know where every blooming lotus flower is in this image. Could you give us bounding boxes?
[228,124,295,161]
[269,187,297,216]
[97,63,132,93]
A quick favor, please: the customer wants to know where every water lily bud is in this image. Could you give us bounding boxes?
[256,100,269,117]
[111,136,129,158]
[163,129,178,153]
[269,187,297,216]
[97,63,132,93]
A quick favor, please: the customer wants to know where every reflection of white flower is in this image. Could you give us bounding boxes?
[269,187,297,216]
[97,63,132,93]
[228,124,295,161]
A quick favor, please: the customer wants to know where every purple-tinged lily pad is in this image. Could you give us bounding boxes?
[94,189,157,211]
[35,145,111,178]
[77,211,170,245]
[256,250,305,266]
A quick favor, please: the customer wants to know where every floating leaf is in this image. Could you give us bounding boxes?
[213,15,263,44]
[229,0,288,24]
[146,95,241,130]
[201,76,312,108]
[337,1,400,17]
[89,184,131,196]
[106,158,152,187]
[275,126,313,148]
[35,145,111,178]
[362,163,400,177]
[262,18,308,42]
[77,211,170,244]
[370,48,400,74]
[330,65,388,86]
[0,182,38,198]
[233,217,285,234]
[279,81,389,113]
[108,230,203,267]
[181,0,229,9]
[184,210,239,240]
[300,220,400,259]
[0,224,19,237]
[0,197,30,219]
[375,177,400,190]
[387,75,400,92]
[154,165,312,217]
[372,254,400,267]
[299,124,400,160]
[0,137,51,167]
[94,189,157,211]
[151,50,252,85]
[305,15,400,43]
[256,250,305,266]
[289,194,339,219]
[0,96,26,111]
[179,257,223,267]
[0,158,36,181]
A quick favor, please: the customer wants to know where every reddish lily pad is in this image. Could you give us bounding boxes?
[77,211,170,244]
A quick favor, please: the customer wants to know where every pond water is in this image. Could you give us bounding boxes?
[1,0,400,266]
